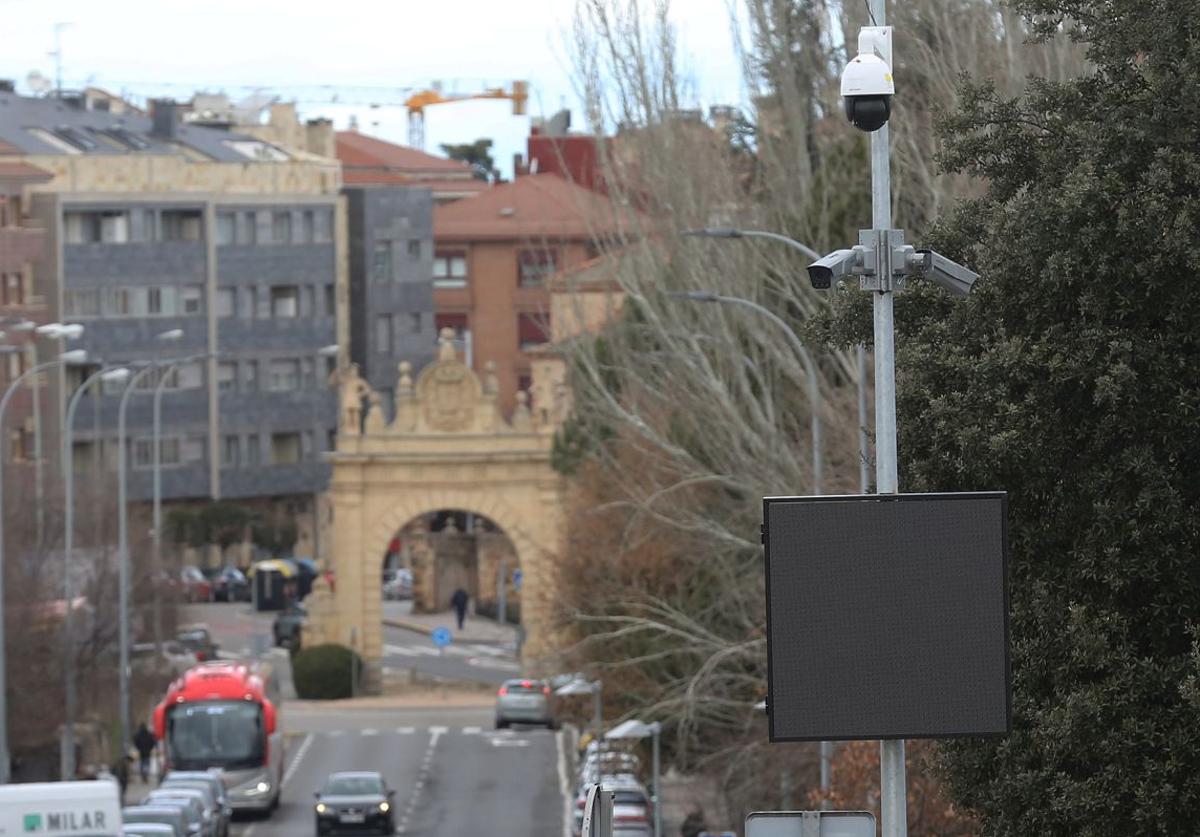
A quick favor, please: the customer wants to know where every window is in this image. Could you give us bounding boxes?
[410,313,423,333]
[435,312,468,338]
[217,361,237,392]
[64,210,130,244]
[221,435,240,467]
[268,359,301,391]
[407,239,422,260]
[176,362,203,390]
[243,360,258,391]
[246,435,260,466]
[518,249,558,287]
[433,252,468,288]
[325,284,336,317]
[239,211,258,245]
[179,286,204,316]
[1,273,24,306]
[216,288,235,318]
[161,210,203,242]
[216,212,236,245]
[373,242,392,282]
[181,437,205,464]
[147,287,163,316]
[314,209,332,243]
[270,432,302,464]
[301,357,315,388]
[375,314,392,354]
[270,286,298,318]
[271,211,292,244]
[65,289,100,317]
[134,437,181,468]
[518,312,551,350]
[301,285,315,318]
[238,287,254,319]
[299,211,315,244]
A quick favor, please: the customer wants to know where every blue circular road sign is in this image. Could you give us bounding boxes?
[512,568,523,591]
[432,627,453,647]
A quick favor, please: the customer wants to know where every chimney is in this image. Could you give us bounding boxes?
[305,118,335,158]
[150,99,181,140]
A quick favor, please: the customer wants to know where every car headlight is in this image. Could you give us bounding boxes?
[243,781,271,796]
[315,803,327,814]
[379,802,390,813]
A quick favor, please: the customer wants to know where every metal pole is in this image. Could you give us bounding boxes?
[868,0,906,834]
[117,365,158,767]
[33,355,44,548]
[857,344,870,493]
[497,557,507,627]
[63,364,127,780]
[651,724,662,837]
[0,358,69,784]
[592,684,602,739]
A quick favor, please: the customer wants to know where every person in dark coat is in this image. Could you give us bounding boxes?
[450,588,469,630]
[133,723,156,783]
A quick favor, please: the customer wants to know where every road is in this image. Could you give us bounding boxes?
[231,706,568,837]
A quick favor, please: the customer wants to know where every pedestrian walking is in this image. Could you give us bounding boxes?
[134,722,156,783]
[450,587,469,630]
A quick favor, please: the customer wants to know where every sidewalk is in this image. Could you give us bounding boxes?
[382,600,515,645]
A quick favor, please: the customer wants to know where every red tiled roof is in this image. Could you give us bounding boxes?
[0,162,53,181]
[336,131,476,175]
[433,173,635,241]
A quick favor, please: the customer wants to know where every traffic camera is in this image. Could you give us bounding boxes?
[842,27,894,132]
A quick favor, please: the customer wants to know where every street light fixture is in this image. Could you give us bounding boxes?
[31,324,86,547]
[61,363,131,780]
[0,349,88,784]
[680,227,821,261]
[155,329,185,342]
[556,676,603,738]
[606,719,663,837]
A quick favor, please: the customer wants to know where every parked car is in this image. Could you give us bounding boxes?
[314,771,395,836]
[140,792,207,837]
[382,569,413,600]
[159,774,229,837]
[144,787,218,837]
[179,567,212,603]
[495,678,558,729]
[122,805,188,837]
[273,603,306,650]
[122,824,180,837]
[175,625,219,662]
[208,567,250,603]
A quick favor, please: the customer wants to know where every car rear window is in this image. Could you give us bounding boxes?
[613,790,647,804]
[504,680,545,693]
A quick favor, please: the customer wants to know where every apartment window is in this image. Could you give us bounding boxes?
[179,286,204,316]
[324,284,336,317]
[301,357,315,388]
[299,210,315,244]
[216,288,236,318]
[216,212,236,245]
[65,289,100,317]
[1,273,24,306]
[372,242,392,282]
[181,437,205,464]
[433,252,467,288]
[238,287,254,319]
[161,210,203,242]
[111,288,132,316]
[246,435,260,466]
[243,360,259,391]
[314,209,332,243]
[271,211,292,244]
[239,211,258,245]
[410,313,423,333]
[518,249,558,287]
[407,239,422,260]
[175,362,202,390]
[270,286,299,318]
[301,285,315,318]
[271,432,302,465]
[518,313,551,350]
[217,361,237,392]
[134,437,181,468]
[64,210,130,244]
[375,315,392,354]
[435,312,468,338]
[221,435,240,467]
[147,287,163,316]
[268,359,301,391]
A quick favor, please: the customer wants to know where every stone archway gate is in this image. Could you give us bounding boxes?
[308,334,564,692]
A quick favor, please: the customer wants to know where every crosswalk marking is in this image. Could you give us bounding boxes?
[461,726,481,735]
[361,728,379,736]
[383,641,514,662]
[395,727,416,735]
[319,725,550,740]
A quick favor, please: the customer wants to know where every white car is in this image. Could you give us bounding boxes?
[382,568,413,600]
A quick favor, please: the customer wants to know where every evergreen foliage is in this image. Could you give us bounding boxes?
[292,644,363,701]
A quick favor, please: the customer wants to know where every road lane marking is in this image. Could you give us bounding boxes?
[461,726,481,735]
[428,725,448,737]
[396,727,444,836]
[395,726,415,735]
[361,728,379,736]
[282,733,313,787]
[556,729,571,837]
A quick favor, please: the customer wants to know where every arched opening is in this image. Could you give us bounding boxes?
[380,509,521,625]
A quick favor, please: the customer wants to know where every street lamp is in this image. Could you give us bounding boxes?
[0,348,88,784]
[607,719,663,837]
[680,228,871,493]
[30,323,86,546]
[671,291,823,495]
[556,676,603,738]
[61,363,131,780]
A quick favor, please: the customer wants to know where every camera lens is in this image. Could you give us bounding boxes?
[844,96,892,132]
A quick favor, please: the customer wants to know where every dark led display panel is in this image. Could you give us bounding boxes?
[763,492,1010,741]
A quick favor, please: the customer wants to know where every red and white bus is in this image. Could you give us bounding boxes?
[154,661,283,814]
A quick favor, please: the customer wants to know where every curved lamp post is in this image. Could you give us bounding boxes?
[607,719,663,837]
[0,348,88,783]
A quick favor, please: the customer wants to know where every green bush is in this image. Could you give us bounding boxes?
[291,644,362,700]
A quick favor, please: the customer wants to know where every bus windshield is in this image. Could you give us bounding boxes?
[167,700,265,771]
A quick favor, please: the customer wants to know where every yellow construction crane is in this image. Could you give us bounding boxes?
[405,80,529,149]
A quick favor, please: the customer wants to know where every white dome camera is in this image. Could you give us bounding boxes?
[841,26,894,132]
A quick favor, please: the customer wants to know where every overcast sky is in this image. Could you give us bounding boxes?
[0,0,746,176]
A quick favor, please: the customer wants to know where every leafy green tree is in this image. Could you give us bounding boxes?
[821,0,1200,831]
[439,138,495,181]
[252,519,298,558]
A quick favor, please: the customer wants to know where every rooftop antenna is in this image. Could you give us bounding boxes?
[49,22,72,97]
[25,71,52,97]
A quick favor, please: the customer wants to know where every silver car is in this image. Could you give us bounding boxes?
[142,791,208,837]
[495,678,558,729]
[122,825,179,837]
[160,776,229,837]
[122,806,187,837]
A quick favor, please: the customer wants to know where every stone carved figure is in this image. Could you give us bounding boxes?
[363,391,386,435]
[483,361,499,396]
[511,389,533,432]
[329,363,372,434]
[438,327,458,361]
